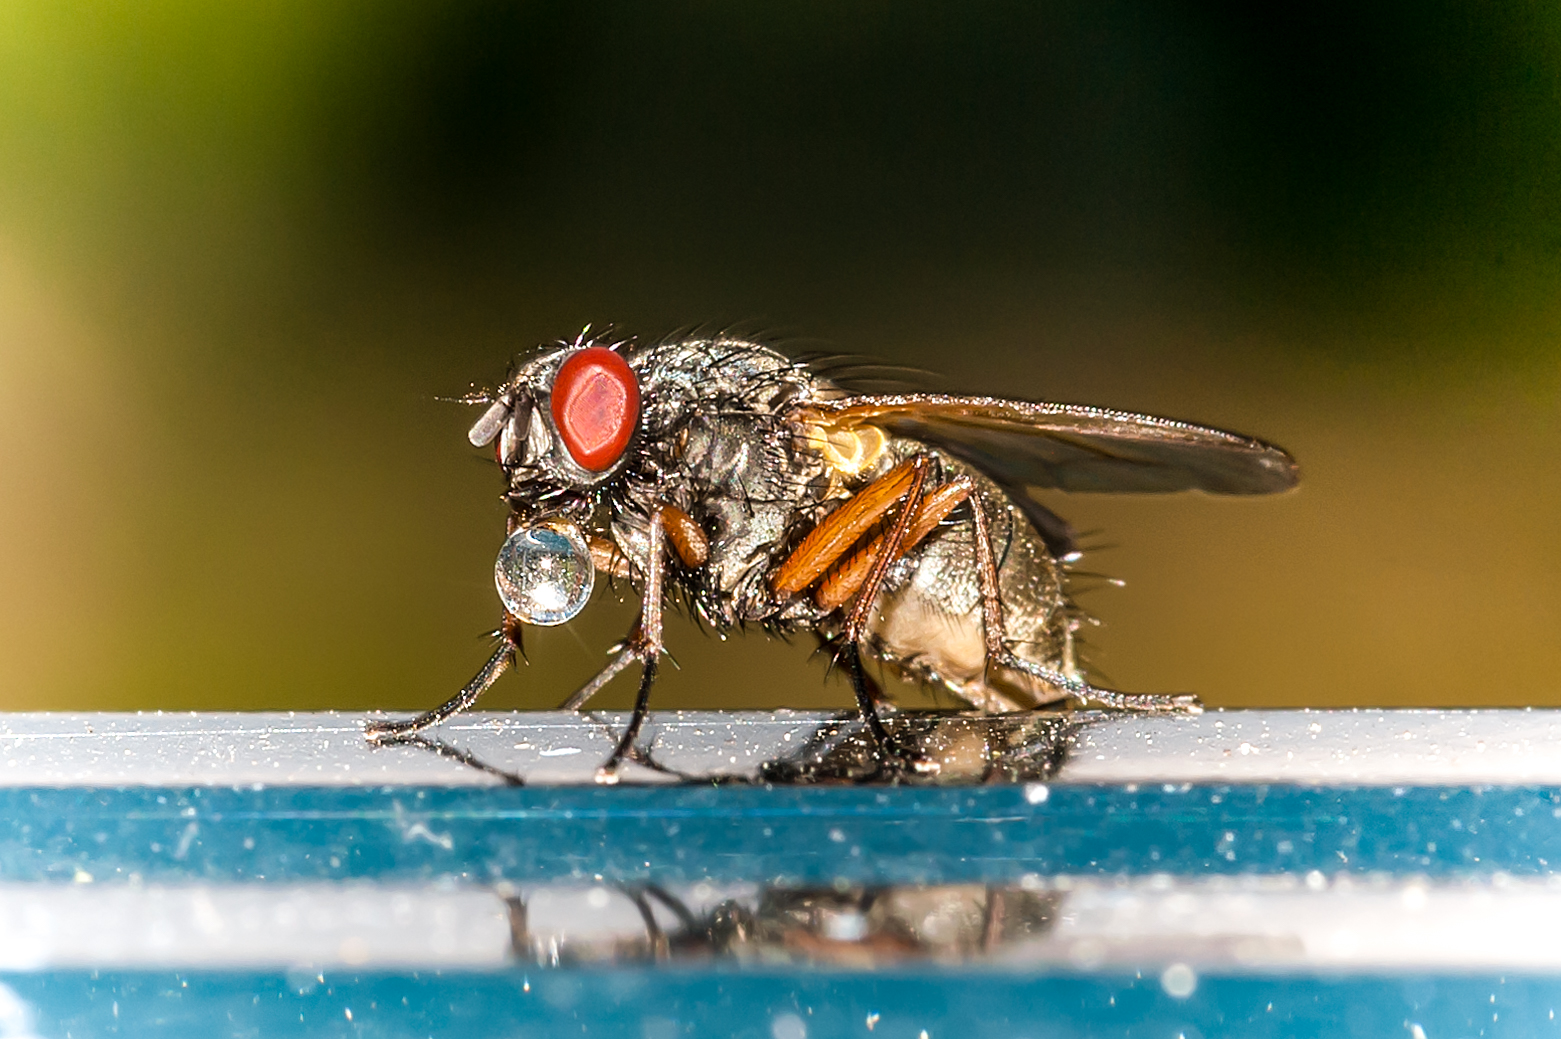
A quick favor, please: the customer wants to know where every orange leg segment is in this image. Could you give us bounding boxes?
[815,479,970,610]
[661,504,709,568]
[588,504,706,578]
[770,459,919,596]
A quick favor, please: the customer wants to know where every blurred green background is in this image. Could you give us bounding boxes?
[1,2,1558,714]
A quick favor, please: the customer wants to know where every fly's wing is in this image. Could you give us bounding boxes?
[802,394,1300,496]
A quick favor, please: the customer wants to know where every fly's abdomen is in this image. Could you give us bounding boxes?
[863,460,1078,711]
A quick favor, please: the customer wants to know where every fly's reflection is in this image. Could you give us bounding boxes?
[759,711,1078,784]
[375,710,1081,785]
[502,883,1063,967]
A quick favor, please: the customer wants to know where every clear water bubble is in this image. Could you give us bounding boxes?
[495,521,595,625]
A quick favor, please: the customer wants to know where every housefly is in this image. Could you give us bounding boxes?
[367,332,1298,780]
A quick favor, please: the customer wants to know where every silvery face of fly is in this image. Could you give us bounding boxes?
[368,331,1299,780]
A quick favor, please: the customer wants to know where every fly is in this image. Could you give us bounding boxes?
[366,332,1299,780]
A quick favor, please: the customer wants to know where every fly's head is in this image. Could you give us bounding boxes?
[467,339,649,526]
[467,336,655,626]
[465,333,828,626]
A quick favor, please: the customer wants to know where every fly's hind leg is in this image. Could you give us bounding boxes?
[965,490,1200,714]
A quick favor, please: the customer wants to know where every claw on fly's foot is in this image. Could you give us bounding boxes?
[594,766,622,786]
[1073,686,1203,714]
[909,754,942,776]
[364,718,407,742]
[1140,693,1202,714]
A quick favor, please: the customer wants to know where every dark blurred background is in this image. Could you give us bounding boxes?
[1,2,1558,713]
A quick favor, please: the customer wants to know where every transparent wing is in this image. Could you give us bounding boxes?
[801,394,1299,496]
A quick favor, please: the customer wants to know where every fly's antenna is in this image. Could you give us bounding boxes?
[438,352,529,406]
[435,388,500,406]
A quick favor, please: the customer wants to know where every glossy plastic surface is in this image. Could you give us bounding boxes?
[1,709,1557,1038]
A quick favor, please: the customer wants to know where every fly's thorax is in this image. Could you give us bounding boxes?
[660,411,822,620]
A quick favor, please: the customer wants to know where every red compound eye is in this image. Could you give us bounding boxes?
[550,347,640,472]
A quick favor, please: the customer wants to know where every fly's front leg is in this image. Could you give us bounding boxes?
[372,502,685,763]
[965,491,1199,714]
[366,512,537,741]
[564,505,703,712]
[365,618,521,741]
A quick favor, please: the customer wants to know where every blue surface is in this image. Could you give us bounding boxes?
[4,969,1558,1038]
[3,782,1557,883]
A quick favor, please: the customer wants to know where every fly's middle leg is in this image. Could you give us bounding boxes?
[839,457,934,770]
[583,506,670,783]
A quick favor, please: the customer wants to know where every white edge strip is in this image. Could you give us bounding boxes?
[0,709,1557,786]
[1025,875,1561,971]
[0,884,510,970]
[4,877,1561,971]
